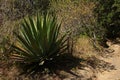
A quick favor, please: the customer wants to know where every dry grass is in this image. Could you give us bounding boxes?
[73,35,98,59]
[50,0,96,36]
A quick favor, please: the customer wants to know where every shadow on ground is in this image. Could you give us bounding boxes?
[86,56,116,72]
[17,53,86,80]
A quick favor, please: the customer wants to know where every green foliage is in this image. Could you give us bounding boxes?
[95,0,120,39]
[11,14,67,74]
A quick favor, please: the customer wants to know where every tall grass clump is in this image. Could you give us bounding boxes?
[11,13,68,74]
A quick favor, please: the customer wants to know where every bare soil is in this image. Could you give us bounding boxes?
[96,42,120,80]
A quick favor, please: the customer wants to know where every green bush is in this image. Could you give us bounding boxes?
[95,0,120,39]
[11,14,67,74]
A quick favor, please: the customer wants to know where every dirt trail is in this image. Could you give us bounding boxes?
[96,42,120,80]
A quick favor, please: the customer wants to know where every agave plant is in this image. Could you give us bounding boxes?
[12,14,68,74]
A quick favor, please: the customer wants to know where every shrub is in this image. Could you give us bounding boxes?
[11,13,68,74]
[95,0,120,39]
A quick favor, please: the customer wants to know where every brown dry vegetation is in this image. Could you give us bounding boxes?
[74,36,97,58]
[50,0,96,36]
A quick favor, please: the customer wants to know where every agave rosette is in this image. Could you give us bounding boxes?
[12,14,67,65]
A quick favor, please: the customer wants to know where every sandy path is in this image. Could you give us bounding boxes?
[96,43,120,80]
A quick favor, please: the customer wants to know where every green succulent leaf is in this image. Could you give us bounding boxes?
[12,13,67,73]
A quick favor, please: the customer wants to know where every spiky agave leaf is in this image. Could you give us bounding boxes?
[12,13,67,74]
